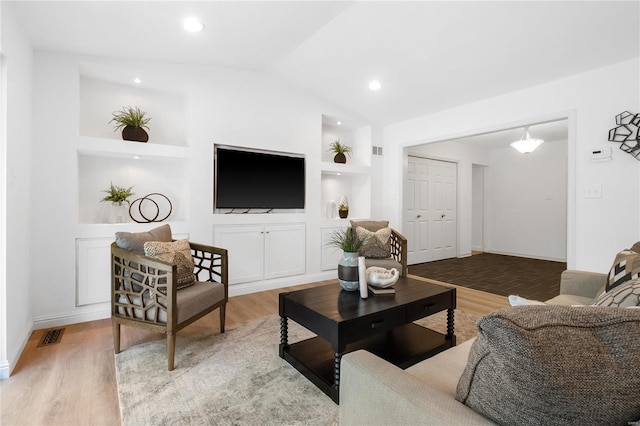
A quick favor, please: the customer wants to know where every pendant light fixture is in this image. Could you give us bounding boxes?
[510,126,544,153]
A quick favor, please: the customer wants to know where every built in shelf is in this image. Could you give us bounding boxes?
[76,136,191,160]
[75,221,190,239]
[320,162,370,176]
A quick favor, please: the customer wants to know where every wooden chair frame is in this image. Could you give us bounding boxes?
[111,241,228,370]
[390,229,408,277]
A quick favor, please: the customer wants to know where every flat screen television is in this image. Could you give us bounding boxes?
[214,146,305,210]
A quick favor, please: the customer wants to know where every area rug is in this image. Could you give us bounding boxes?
[115,310,480,426]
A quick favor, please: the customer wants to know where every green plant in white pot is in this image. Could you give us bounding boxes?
[101,182,134,223]
[110,106,151,142]
[328,228,368,291]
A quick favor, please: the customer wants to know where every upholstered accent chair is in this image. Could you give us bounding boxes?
[111,240,228,370]
[350,220,408,277]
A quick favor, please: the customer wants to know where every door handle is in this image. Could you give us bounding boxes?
[416,214,422,218]
[441,214,446,218]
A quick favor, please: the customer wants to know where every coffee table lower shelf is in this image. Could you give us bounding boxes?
[280,323,455,403]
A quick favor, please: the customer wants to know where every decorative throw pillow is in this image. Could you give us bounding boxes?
[350,220,389,232]
[115,224,172,253]
[592,278,640,307]
[356,226,392,259]
[606,249,640,293]
[456,306,640,426]
[143,239,196,289]
[630,241,640,253]
[508,295,546,306]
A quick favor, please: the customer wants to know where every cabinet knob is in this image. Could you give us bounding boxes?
[416,214,421,218]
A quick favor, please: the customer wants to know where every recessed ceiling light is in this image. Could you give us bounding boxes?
[133,78,141,84]
[133,156,141,160]
[337,121,342,126]
[369,80,381,91]
[183,17,205,32]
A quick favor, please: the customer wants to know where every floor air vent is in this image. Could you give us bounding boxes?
[38,328,65,347]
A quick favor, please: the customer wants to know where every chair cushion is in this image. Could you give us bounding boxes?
[606,249,640,293]
[117,281,225,324]
[456,306,640,426]
[350,220,389,232]
[144,239,196,289]
[115,224,172,253]
[356,226,392,259]
[175,281,225,324]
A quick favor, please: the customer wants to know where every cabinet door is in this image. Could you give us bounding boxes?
[76,238,113,306]
[264,224,306,280]
[321,226,346,271]
[213,225,264,285]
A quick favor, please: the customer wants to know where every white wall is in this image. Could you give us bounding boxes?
[0,2,34,378]
[485,140,567,261]
[471,165,484,251]
[383,58,640,273]
[28,51,368,329]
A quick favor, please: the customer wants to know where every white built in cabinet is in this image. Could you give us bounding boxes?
[213,223,306,285]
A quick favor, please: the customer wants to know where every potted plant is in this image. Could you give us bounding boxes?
[328,228,368,291]
[329,140,352,164]
[101,182,134,223]
[110,106,151,142]
[338,195,349,219]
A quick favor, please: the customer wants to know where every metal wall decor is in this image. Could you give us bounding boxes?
[609,111,640,160]
[128,192,173,223]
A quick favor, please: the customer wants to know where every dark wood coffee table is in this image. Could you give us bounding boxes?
[278,276,456,403]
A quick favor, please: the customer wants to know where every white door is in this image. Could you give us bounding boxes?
[405,156,457,264]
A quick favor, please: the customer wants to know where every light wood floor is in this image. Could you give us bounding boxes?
[0,276,508,426]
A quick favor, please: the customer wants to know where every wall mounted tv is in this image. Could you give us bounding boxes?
[214,146,305,210]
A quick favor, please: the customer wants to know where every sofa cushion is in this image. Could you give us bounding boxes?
[545,293,595,306]
[356,226,392,258]
[592,278,640,307]
[406,338,476,398]
[350,220,389,232]
[143,239,196,289]
[115,224,172,253]
[606,249,640,293]
[456,306,640,426]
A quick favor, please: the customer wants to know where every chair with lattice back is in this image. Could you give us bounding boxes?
[111,238,228,371]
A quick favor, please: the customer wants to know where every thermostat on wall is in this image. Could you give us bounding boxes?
[590,146,612,162]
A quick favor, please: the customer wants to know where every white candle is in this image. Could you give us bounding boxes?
[358,256,368,299]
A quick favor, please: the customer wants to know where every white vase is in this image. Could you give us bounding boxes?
[109,203,130,223]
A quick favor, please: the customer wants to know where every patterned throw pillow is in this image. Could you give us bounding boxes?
[606,250,640,293]
[592,278,640,307]
[143,239,196,289]
[356,226,392,259]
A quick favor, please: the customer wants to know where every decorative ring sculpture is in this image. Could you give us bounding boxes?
[128,193,173,223]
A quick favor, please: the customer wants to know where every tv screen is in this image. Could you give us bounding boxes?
[215,147,305,210]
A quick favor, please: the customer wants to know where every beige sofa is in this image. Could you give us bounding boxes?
[339,270,640,425]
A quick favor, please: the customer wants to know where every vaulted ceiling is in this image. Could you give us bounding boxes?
[8,1,640,125]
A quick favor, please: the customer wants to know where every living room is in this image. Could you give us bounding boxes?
[1,1,639,424]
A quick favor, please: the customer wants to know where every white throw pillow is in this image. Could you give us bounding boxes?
[508,295,546,306]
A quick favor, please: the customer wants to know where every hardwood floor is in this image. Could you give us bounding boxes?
[0,277,508,425]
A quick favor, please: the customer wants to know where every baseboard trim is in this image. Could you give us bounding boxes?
[484,249,566,263]
[32,304,110,330]
[1,320,33,379]
[228,271,336,297]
